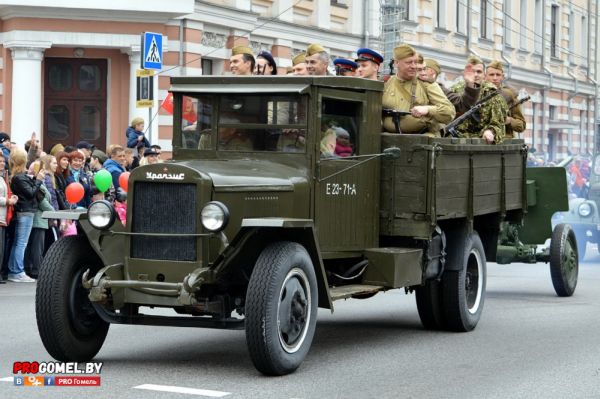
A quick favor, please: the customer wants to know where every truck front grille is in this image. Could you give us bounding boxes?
[130,182,197,261]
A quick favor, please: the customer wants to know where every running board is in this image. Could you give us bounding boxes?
[329,284,384,301]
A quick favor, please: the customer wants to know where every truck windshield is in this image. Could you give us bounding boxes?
[180,94,307,152]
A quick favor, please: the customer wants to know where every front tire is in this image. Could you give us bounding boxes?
[36,235,109,361]
[245,241,318,376]
[549,224,578,297]
[442,231,486,332]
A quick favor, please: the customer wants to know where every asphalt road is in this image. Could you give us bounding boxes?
[1,255,600,399]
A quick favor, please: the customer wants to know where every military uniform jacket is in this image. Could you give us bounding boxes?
[500,85,526,138]
[450,80,508,143]
[382,76,455,134]
[439,82,480,114]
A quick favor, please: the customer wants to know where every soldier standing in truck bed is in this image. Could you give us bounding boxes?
[421,59,480,114]
[382,44,455,135]
[450,55,508,144]
[485,60,526,139]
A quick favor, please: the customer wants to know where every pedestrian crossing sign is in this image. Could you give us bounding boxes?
[141,32,163,70]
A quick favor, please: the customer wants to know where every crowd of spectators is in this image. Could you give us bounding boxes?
[527,150,593,199]
[0,117,160,283]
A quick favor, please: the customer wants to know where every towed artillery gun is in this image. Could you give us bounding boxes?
[36,77,577,376]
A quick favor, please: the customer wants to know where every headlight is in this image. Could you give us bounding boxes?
[578,202,592,217]
[201,201,229,232]
[88,200,116,230]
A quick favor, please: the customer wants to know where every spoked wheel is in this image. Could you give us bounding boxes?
[36,235,109,361]
[245,241,318,376]
[442,231,486,332]
[549,224,578,297]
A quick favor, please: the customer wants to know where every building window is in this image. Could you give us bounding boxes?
[202,59,213,75]
[581,15,588,62]
[534,0,543,53]
[551,5,559,58]
[401,0,410,21]
[504,0,512,47]
[569,11,575,64]
[519,0,527,50]
[480,0,492,40]
[456,2,467,34]
[549,105,557,121]
[436,0,446,29]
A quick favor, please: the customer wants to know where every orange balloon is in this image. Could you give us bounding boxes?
[119,172,130,192]
[65,182,85,204]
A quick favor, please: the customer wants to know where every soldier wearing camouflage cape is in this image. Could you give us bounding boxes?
[382,44,455,135]
[450,56,508,144]
[485,60,526,138]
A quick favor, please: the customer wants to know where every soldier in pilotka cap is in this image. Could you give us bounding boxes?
[421,58,480,114]
[229,46,255,75]
[382,44,455,135]
[450,55,508,143]
[485,60,526,138]
[333,58,358,76]
[305,43,331,76]
[292,52,308,76]
[355,48,383,80]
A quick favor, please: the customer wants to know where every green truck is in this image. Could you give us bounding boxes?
[36,76,578,376]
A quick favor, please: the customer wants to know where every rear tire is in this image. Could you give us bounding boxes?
[36,235,109,361]
[245,241,318,376]
[549,224,578,297]
[442,231,486,332]
[415,280,445,330]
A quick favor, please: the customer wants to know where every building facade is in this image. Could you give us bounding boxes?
[0,0,379,153]
[382,0,599,160]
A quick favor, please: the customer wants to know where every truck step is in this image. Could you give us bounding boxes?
[330,284,384,301]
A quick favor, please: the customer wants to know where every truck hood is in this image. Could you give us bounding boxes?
[176,159,307,192]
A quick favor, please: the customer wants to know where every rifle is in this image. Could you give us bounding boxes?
[382,109,411,134]
[508,95,530,110]
[443,89,501,138]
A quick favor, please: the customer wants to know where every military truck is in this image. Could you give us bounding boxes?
[36,77,578,376]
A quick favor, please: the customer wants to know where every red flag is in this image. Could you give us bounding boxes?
[161,92,174,114]
[182,96,197,123]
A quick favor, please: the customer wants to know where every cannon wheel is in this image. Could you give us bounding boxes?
[415,280,445,330]
[442,231,486,332]
[36,235,109,361]
[549,224,578,297]
[245,241,318,376]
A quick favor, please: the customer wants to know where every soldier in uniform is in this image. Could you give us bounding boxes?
[229,46,255,75]
[422,59,480,114]
[485,60,526,138]
[355,48,383,80]
[292,52,308,76]
[382,44,455,135]
[305,43,331,76]
[449,56,508,144]
[333,58,358,76]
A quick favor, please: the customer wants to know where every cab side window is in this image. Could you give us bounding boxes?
[321,98,360,158]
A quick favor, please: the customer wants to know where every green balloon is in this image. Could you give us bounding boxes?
[94,169,112,193]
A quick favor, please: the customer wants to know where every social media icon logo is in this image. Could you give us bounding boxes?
[25,376,44,386]
[45,376,55,386]
[14,376,24,386]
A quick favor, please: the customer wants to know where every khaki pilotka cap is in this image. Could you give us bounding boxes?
[487,60,504,72]
[424,59,441,75]
[231,46,254,57]
[467,54,484,66]
[292,52,306,66]
[417,53,424,64]
[393,44,416,60]
[306,43,327,56]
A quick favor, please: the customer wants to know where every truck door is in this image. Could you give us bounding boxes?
[314,92,379,255]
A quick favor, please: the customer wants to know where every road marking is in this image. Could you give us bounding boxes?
[0,377,13,382]
[133,384,230,397]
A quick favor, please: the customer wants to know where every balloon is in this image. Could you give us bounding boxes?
[119,172,130,192]
[93,169,112,193]
[65,182,85,204]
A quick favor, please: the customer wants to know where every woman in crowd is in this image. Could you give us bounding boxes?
[54,151,70,210]
[40,155,60,248]
[7,149,43,282]
[24,161,54,278]
[0,155,17,284]
[66,150,91,208]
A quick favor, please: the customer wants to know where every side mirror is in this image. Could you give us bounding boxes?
[383,147,401,159]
